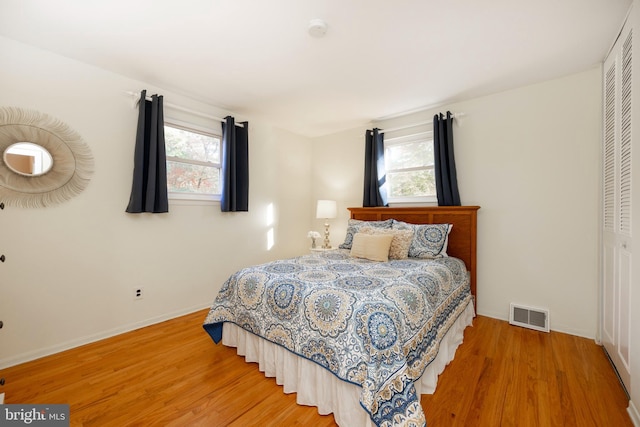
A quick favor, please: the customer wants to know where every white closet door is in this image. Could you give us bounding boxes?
[602,24,632,393]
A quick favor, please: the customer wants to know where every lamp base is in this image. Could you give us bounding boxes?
[322,221,331,249]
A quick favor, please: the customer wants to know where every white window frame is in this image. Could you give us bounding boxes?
[384,131,437,205]
[164,118,222,204]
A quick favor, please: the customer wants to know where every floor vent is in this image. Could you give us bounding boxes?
[509,303,549,332]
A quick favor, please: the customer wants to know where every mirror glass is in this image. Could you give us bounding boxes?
[3,142,53,177]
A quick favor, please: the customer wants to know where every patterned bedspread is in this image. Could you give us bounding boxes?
[203,249,472,427]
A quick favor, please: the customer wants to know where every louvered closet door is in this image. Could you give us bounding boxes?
[602,24,632,393]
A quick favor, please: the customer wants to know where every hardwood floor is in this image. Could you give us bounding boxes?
[1,310,631,426]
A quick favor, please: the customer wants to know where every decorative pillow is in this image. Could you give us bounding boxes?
[392,220,453,258]
[339,219,393,249]
[359,226,413,259]
[349,233,395,262]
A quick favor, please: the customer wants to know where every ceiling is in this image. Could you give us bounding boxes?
[0,0,632,137]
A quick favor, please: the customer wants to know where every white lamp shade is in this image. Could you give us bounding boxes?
[316,200,337,219]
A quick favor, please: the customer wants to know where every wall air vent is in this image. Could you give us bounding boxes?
[509,303,549,333]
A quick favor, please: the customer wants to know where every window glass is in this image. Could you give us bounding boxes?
[164,122,221,199]
[165,125,219,163]
[385,133,436,202]
[166,161,219,194]
[386,140,433,170]
[388,169,435,197]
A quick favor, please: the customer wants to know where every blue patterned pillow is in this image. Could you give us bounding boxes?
[339,219,393,249]
[392,220,453,258]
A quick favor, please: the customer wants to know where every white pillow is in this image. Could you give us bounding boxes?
[349,233,395,262]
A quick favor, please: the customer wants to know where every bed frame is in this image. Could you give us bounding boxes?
[348,206,480,308]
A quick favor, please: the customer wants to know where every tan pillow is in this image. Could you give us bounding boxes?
[350,233,395,262]
[359,226,413,259]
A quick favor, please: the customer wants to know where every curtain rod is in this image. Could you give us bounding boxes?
[376,112,464,134]
[124,91,245,128]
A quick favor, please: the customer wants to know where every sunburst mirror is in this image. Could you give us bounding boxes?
[0,107,94,208]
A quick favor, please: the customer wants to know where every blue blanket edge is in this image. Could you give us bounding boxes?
[203,322,223,344]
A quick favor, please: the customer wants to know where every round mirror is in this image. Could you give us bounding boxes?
[0,107,94,208]
[3,142,53,176]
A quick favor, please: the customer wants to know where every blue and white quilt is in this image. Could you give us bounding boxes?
[203,249,472,427]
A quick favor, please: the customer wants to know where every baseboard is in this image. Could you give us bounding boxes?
[0,303,210,369]
[629,400,640,426]
[476,310,595,339]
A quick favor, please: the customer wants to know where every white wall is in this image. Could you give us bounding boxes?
[311,127,366,245]
[0,36,313,368]
[313,67,602,339]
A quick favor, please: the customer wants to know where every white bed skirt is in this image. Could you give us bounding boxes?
[222,302,475,427]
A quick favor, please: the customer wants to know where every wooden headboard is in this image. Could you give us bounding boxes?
[348,206,480,308]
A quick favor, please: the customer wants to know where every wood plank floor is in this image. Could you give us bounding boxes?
[1,310,632,426]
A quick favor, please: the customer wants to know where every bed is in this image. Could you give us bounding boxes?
[203,206,479,427]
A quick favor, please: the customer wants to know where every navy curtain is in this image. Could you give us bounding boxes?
[433,111,461,206]
[363,128,388,207]
[220,116,249,212]
[125,90,169,213]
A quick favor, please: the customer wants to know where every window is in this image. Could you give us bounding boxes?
[384,132,436,203]
[164,120,221,201]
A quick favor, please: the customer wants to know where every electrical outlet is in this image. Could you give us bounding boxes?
[134,288,143,300]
